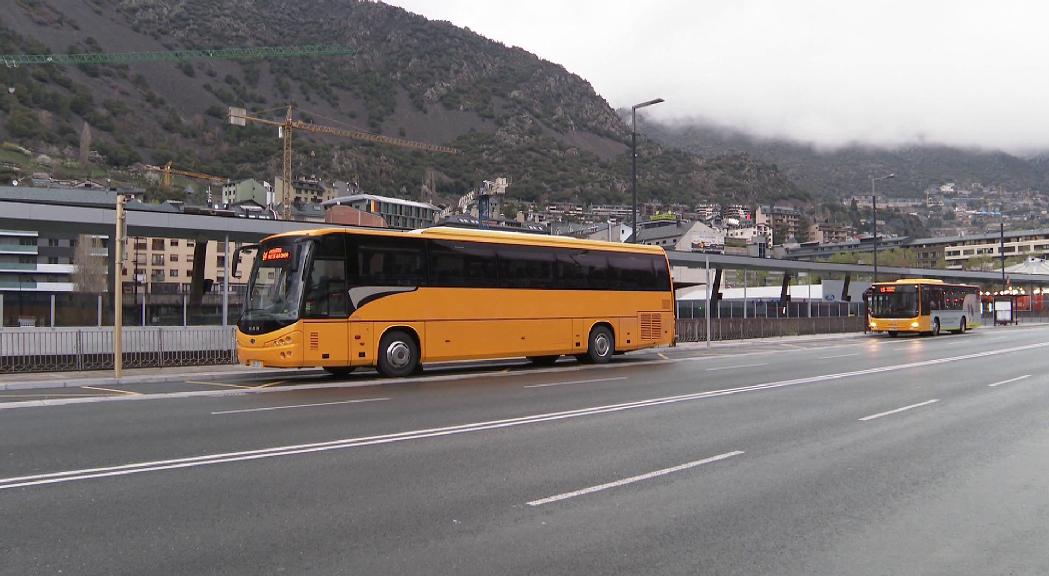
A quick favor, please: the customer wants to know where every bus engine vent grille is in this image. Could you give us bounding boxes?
[640,313,661,340]
[309,332,319,351]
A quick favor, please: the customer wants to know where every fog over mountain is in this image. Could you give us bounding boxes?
[387,0,1049,154]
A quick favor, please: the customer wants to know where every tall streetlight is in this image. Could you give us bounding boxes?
[631,98,664,243]
[870,173,895,282]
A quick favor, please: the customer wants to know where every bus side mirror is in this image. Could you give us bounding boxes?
[232,244,259,279]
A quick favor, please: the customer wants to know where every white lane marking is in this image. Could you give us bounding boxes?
[657,353,669,360]
[6,342,1046,491]
[988,374,1031,388]
[820,353,859,359]
[211,397,390,415]
[859,399,940,422]
[527,451,744,507]
[705,363,768,371]
[523,377,627,389]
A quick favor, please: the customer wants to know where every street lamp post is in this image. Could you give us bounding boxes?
[631,98,664,243]
[870,173,895,282]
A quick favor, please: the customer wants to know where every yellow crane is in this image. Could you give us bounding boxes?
[144,162,228,204]
[229,105,459,220]
[145,161,227,188]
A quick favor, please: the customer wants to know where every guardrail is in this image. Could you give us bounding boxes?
[676,316,866,342]
[0,326,237,374]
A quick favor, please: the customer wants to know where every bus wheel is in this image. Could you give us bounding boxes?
[323,366,354,378]
[931,319,941,336]
[586,326,615,364]
[887,331,899,338]
[378,330,419,378]
[956,317,966,334]
[528,355,559,366]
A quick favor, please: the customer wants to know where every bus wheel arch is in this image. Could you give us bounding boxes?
[377,326,421,377]
[931,318,941,336]
[581,322,615,364]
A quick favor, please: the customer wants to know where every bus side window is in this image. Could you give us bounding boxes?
[304,235,348,318]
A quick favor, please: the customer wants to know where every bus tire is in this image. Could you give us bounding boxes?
[528,355,559,366]
[377,329,419,378]
[956,317,966,334]
[323,366,354,378]
[931,319,941,337]
[586,325,615,364]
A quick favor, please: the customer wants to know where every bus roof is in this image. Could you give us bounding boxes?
[872,278,978,288]
[261,225,668,255]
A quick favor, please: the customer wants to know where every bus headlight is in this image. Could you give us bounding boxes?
[267,334,295,347]
[910,321,920,328]
[869,322,877,329]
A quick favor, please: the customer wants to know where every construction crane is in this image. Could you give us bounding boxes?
[144,162,227,204]
[229,105,459,220]
[0,45,352,68]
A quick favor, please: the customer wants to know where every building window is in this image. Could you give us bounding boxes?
[48,238,59,247]
[170,254,179,262]
[152,254,165,265]
[48,257,59,264]
[170,239,179,247]
[151,239,164,251]
[18,255,34,264]
[169,269,178,278]
[185,270,192,277]
[19,238,35,246]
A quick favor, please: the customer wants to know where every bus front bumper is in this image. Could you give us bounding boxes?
[236,327,303,368]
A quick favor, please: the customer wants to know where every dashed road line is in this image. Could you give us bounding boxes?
[705,363,768,371]
[211,397,390,415]
[820,353,859,359]
[527,451,744,506]
[988,374,1031,388]
[524,376,627,389]
[859,399,939,422]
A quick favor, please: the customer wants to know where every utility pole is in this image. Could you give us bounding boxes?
[631,98,664,243]
[870,173,895,282]
[114,194,127,379]
[1000,219,1006,289]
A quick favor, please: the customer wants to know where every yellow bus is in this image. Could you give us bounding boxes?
[867,279,980,337]
[234,226,676,377]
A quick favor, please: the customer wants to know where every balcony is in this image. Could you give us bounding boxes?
[0,244,39,255]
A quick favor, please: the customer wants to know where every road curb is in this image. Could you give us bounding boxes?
[0,368,324,391]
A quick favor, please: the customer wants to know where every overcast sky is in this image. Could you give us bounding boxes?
[384,0,1049,152]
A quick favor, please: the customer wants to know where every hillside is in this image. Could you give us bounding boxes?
[648,120,1049,199]
[0,0,803,208]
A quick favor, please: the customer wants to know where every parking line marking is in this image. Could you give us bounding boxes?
[988,374,1030,387]
[81,386,142,396]
[252,380,287,389]
[859,399,939,422]
[524,376,627,389]
[0,393,112,398]
[657,353,669,360]
[211,397,390,415]
[820,353,859,359]
[184,380,253,389]
[705,363,768,371]
[527,451,744,506]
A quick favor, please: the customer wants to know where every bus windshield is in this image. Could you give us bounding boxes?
[241,239,310,328]
[870,285,920,318]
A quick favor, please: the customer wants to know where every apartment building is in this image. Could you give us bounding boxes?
[756,205,802,239]
[322,194,440,230]
[0,230,76,292]
[120,237,257,294]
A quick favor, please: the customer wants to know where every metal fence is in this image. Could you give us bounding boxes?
[0,326,237,374]
[676,316,866,342]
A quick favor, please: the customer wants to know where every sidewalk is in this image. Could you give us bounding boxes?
[0,364,323,392]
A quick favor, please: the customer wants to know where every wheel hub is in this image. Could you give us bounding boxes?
[386,341,412,369]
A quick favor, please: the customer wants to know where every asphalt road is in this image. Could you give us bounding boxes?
[3,326,1049,575]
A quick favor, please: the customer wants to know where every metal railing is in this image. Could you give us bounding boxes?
[676,316,866,342]
[0,326,237,374]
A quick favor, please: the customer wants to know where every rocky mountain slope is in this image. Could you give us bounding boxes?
[0,0,804,208]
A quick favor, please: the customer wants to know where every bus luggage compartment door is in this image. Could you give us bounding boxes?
[301,321,350,366]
